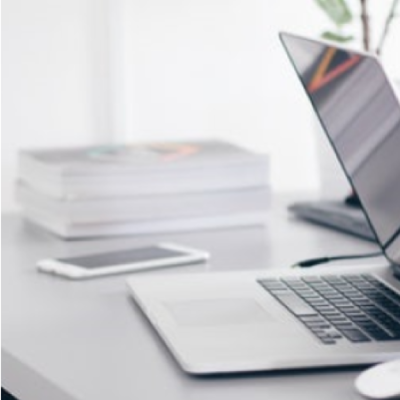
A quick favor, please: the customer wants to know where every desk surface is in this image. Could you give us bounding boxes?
[2,195,384,400]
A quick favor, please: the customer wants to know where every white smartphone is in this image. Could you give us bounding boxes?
[37,243,209,280]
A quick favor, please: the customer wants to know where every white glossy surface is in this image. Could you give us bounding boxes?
[2,195,385,400]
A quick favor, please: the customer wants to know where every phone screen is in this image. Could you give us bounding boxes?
[57,246,186,269]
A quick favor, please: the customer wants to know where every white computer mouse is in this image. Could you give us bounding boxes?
[355,359,400,399]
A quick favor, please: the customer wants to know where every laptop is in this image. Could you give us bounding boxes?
[127,33,400,374]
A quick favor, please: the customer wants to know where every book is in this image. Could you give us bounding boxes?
[23,209,269,239]
[16,183,270,224]
[18,140,269,199]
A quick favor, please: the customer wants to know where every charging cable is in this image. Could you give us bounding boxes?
[292,251,383,269]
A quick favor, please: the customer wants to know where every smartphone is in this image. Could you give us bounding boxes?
[37,243,209,279]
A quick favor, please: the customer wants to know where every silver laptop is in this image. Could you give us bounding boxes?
[127,33,400,374]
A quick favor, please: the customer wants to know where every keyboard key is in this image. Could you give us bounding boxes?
[339,328,371,343]
[299,316,324,322]
[259,279,287,290]
[272,292,318,317]
[333,322,355,330]
[320,338,337,345]
[324,315,348,323]
[325,330,343,339]
[305,322,331,330]
[301,277,323,283]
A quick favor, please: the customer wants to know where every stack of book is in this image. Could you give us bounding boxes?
[16,140,271,239]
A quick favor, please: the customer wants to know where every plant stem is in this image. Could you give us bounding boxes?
[360,0,370,51]
[376,0,399,56]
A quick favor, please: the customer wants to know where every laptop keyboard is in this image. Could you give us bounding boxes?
[258,274,400,345]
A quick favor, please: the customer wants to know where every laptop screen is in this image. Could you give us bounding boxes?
[280,33,400,266]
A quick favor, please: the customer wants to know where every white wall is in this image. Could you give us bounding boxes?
[109,0,327,194]
[1,0,111,210]
[2,0,399,211]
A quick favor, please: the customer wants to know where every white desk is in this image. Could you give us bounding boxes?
[2,195,383,400]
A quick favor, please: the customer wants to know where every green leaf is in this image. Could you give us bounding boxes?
[315,0,353,26]
[321,31,354,42]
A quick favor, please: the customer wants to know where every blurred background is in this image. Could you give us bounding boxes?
[2,0,400,212]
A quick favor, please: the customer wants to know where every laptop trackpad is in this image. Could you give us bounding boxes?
[166,298,273,327]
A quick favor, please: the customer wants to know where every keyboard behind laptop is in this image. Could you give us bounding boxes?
[258,274,400,345]
[288,201,375,241]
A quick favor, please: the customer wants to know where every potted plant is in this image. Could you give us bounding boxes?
[314,0,398,54]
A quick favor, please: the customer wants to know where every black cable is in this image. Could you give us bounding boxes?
[292,251,383,269]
